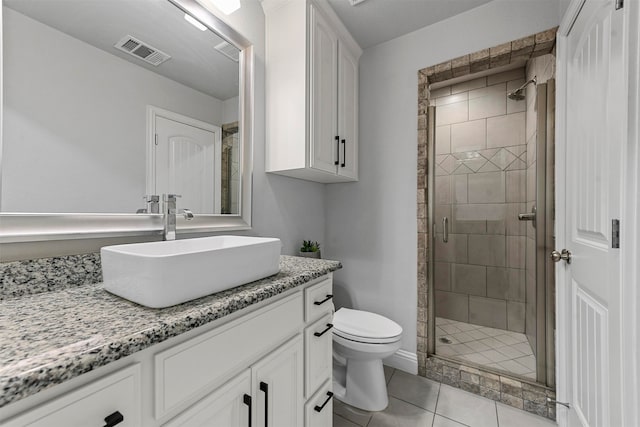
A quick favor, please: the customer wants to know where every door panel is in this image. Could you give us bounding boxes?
[155,116,221,214]
[310,5,338,174]
[252,336,303,427]
[562,0,624,425]
[337,42,358,179]
[163,370,251,427]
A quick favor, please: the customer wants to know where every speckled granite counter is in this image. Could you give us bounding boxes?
[0,255,341,409]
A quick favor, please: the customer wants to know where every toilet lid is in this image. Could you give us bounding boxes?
[333,308,402,344]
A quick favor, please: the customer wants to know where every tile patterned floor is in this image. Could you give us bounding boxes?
[333,366,556,427]
[435,317,536,380]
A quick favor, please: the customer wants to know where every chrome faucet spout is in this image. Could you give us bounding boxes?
[163,194,181,241]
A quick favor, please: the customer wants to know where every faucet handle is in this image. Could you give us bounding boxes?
[181,209,194,220]
[163,194,182,202]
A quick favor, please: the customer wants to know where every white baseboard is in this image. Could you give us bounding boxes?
[383,349,418,375]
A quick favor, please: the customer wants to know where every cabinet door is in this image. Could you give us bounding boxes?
[309,5,338,175]
[337,42,358,180]
[163,370,251,427]
[252,335,304,427]
[305,313,334,398]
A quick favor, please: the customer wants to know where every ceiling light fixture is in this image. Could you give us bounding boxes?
[184,13,207,31]
[209,0,241,15]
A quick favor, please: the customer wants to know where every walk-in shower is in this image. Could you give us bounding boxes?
[426,58,556,386]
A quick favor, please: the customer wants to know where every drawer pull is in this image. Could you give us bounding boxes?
[103,411,124,427]
[260,381,269,427]
[313,294,333,306]
[314,391,334,413]
[243,394,252,427]
[314,323,334,337]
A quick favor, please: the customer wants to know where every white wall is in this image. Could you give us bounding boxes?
[325,0,560,362]
[1,7,225,213]
[197,0,326,256]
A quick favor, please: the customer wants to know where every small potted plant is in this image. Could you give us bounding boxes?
[299,240,321,259]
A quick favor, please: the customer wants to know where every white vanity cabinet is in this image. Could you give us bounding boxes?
[263,0,361,183]
[0,275,334,427]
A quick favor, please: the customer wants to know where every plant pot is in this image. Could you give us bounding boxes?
[298,250,321,259]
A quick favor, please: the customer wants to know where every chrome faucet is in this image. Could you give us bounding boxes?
[163,194,194,241]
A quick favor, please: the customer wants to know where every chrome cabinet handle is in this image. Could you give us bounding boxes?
[443,217,449,243]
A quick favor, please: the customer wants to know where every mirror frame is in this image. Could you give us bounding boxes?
[0,0,254,247]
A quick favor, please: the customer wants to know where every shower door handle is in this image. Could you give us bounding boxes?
[518,206,537,228]
[442,217,448,243]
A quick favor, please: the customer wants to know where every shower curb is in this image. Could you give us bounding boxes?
[422,355,556,420]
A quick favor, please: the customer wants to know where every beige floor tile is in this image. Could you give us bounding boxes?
[436,385,498,427]
[368,397,435,427]
[333,400,372,427]
[383,365,395,384]
[496,402,557,427]
[387,369,440,411]
[433,414,470,427]
[333,413,361,427]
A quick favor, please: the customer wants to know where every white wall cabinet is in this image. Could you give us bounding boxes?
[0,275,334,427]
[264,0,361,183]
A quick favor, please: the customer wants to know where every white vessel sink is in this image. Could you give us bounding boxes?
[101,236,281,308]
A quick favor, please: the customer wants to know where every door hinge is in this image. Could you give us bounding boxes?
[155,134,158,146]
[615,0,623,10]
[612,219,620,248]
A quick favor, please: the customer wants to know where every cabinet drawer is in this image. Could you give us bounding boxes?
[155,293,303,418]
[305,313,333,398]
[304,381,333,427]
[5,364,141,427]
[305,278,333,322]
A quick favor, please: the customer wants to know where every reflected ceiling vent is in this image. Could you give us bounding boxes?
[215,40,240,63]
[114,35,171,66]
[349,0,369,5]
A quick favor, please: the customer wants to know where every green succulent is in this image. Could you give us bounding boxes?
[300,240,320,252]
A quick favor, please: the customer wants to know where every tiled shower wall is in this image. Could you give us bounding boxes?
[432,68,529,333]
[524,54,556,351]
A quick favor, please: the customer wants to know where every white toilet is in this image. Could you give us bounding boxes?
[332,307,402,411]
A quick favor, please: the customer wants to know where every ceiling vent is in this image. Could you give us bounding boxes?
[215,40,240,63]
[114,35,171,66]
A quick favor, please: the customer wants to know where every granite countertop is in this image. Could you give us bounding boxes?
[0,255,341,409]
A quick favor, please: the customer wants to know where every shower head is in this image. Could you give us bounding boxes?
[507,77,537,100]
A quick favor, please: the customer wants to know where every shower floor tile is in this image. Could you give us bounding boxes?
[436,317,536,380]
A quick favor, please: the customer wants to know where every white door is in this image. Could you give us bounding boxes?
[163,370,251,427]
[558,0,625,426]
[310,5,339,174]
[252,336,303,427]
[337,41,358,180]
[154,115,221,214]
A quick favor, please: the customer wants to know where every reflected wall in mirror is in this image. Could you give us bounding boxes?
[1,0,241,214]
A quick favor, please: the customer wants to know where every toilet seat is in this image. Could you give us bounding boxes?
[333,308,402,344]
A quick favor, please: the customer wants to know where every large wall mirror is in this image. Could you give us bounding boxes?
[0,0,253,246]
